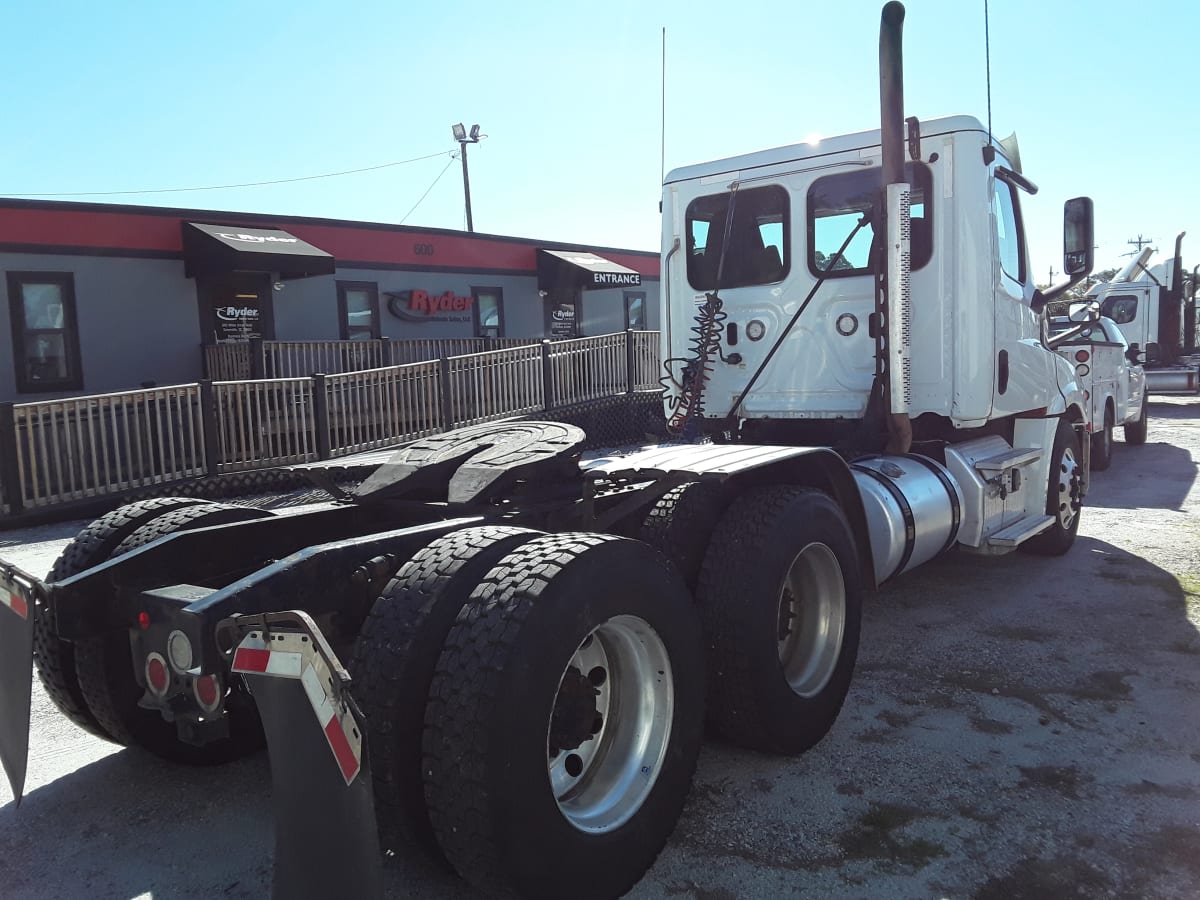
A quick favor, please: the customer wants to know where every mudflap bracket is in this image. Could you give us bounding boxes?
[218,610,382,900]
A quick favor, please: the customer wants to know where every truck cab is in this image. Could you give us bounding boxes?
[1088,237,1200,393]
[661,115,1086,440]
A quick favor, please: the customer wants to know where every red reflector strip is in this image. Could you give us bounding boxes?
[232,646,303,678]
[300,659,362,785]
[324,717,361,784]
[2,589,28,620]
[232,647,271,673]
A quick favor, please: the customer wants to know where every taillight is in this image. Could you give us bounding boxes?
[137,611,151,631]
[193,674,222,713]
[1075,349,1090,362]
[1076,364,1090,377]
[167,630,194,673]
[145,652,170,696]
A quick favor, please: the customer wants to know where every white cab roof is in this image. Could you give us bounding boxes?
[664,115,990,185]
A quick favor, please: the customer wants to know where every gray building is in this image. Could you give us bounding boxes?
[0,200,660,404]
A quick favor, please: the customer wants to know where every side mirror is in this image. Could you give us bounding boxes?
[1067,299,1099,322]
[1063,197,1094,277]
[1145,341,1160,363]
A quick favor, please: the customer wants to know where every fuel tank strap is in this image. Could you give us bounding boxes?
[850,461,916,576]
[904,453,963,555]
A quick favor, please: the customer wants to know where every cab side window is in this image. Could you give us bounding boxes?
[992,179,1025,284]
[1101,295,1138,325]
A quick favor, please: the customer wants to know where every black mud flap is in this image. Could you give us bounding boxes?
[220,611,383,900]
[0,560,38,804]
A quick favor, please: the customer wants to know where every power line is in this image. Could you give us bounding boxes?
[399,154,459,225]
[0,150,455,198]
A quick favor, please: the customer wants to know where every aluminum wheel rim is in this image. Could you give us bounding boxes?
[548,614,673,834]
[778,542,846,697]
[1056,445,1081,530]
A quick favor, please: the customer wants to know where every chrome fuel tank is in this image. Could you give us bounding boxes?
[850,454,964,585]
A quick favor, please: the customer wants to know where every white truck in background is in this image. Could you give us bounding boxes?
[1087,233,1200,394]
[1050,314,1147,468]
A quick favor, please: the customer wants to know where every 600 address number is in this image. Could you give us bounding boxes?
[413,243,435,256]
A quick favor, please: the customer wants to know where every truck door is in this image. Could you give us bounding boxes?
[1101,288,1155,361]
[990,176,1052,416]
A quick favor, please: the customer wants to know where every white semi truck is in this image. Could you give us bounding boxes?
[1088,233,1200,393]
[0,4,1096,899]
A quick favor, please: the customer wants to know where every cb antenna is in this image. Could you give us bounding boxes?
[661,26,666,185]
[984,0,994,153]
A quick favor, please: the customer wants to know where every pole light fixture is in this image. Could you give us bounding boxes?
[451,122,482,232]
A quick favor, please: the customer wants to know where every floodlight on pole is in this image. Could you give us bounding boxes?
[451,122,481,233]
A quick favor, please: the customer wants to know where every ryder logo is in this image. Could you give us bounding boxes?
[215,233,299,244]
[386,290,475,323]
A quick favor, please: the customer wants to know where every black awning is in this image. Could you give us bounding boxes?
[536,249,643,295]
[183,222,335,279]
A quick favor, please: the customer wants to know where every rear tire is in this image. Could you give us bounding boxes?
[696,486,862,755]
[423,534,705,900]
[350,525,541,859]
[638,481,727,589]
[1022,419,1082,557]
[35,496,210,739]
[74,501,272,764]
[1123,391,1149,445]
[1091,406,1114,471]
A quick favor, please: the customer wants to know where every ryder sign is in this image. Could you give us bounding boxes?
[386,289,474,323]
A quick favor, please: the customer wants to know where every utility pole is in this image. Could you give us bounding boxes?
[1124,234,1154,255]
[1048,265,1057,285]
[451,123,482,233]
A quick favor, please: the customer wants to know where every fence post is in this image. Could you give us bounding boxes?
[312,373,332,460]
[198,380,221,477]
[249,338,265,379]
[0,402,24,515]
[438,357,454,430]
[540,340,554,411]
[625,329,637,395]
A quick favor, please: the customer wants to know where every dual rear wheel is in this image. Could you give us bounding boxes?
[354,527,705,899]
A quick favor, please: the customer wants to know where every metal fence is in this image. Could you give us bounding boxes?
[0,386,206,511]
[444,344,545,428]
[323,361,443,457]
[211,378,318,473]
[1,331,661,516]
[203,337,543,381]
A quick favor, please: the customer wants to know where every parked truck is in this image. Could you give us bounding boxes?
[0,5,1096,899]
[1087,233,1200,393]
[1050,313,1148,468]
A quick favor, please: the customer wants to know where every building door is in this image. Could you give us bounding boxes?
[544,291,578,339]
[197,272,276,344]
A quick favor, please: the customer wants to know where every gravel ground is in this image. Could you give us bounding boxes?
[0,396,1197,899]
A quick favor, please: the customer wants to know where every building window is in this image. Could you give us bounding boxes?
[337,281,380,340]
[686,185,789,291]
[7,272,82,393]
[624,292,647,330]
[473,287,504,338]
[807,162,933,279]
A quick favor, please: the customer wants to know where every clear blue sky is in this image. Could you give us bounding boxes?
[1,0,1193,281]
